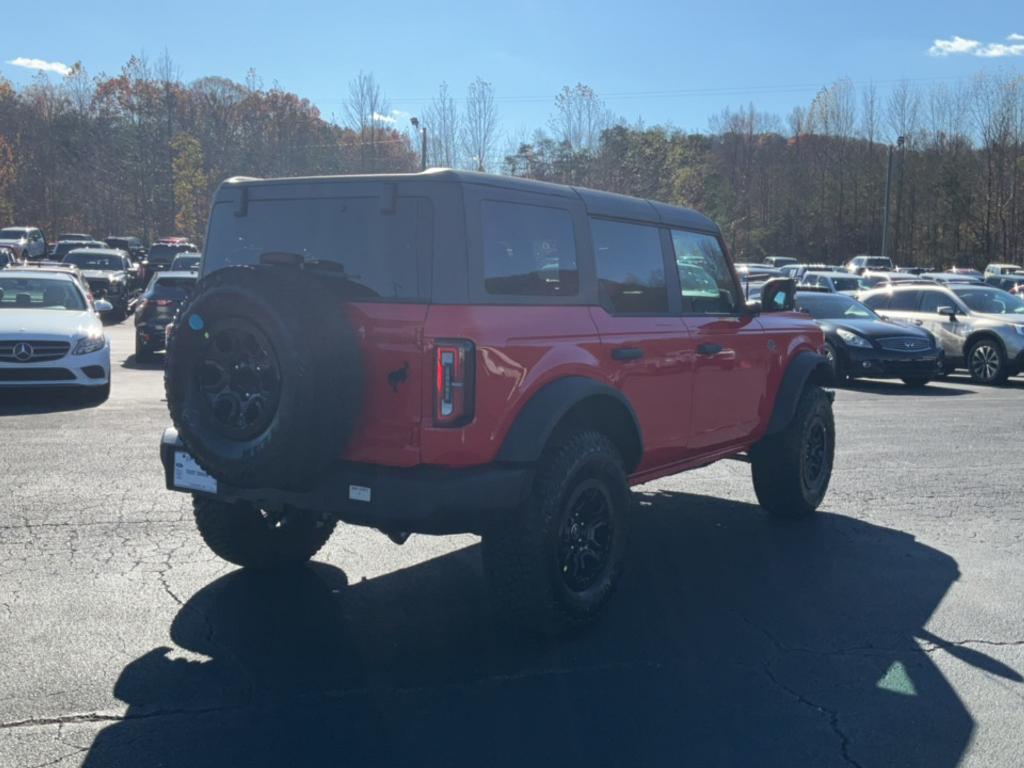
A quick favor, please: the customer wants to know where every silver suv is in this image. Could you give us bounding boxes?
[861,283,1024,384]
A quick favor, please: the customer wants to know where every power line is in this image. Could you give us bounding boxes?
[310,74,980,106]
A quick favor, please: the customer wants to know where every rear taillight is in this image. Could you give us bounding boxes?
[434,339,475,426]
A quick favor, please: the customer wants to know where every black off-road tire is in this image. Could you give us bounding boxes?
[193,497,336,570]
[165,266,362,490]
[750,386,835,519]
[481,431,630,635]
[966,338,1008,385]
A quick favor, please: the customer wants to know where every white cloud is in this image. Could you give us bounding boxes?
[929,34,1024,57]
[6,56,72,76]
[371,111,395,125]
[976,42,1024,57]
[929,36,980,56]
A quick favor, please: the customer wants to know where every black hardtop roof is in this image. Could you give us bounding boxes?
[216,168,719,233]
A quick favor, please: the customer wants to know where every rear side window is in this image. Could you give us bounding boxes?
[671,230,738,314]
[591,219,668,314]
[481,201,578,296]
[888,290,921,310]
[862,293,890,310]
[205,197,427,300]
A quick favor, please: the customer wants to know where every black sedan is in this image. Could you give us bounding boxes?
[134,270,198,361]
[794,291,944,387]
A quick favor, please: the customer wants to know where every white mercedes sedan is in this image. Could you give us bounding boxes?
[0,270,112,400]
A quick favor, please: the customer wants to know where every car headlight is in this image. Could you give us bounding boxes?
[836,328,873,348]
[73,333,107,355]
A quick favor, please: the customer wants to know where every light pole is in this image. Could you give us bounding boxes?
[881,135,905,259]
[410,116,427,172]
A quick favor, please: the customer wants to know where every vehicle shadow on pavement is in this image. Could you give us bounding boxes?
[121,354,164,371]
[82,493,1002,768]
[0,388,99,415]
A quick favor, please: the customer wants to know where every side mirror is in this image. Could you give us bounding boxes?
[760,277,796,313]
[94,299,114,313]
[936,305,957,320]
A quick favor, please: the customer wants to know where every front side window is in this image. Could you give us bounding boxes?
[591,219,668,314]
[671,230,738,314]
[920,290,956,314]
[481,201,578,297]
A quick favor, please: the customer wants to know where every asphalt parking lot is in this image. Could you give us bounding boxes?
[1,321,1022,768]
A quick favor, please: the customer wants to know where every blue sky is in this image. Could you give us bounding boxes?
[3,0,1022,138]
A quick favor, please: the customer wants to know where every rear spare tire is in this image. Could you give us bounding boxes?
[165,266,361,490]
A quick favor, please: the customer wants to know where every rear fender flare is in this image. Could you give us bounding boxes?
[496,376,643,471]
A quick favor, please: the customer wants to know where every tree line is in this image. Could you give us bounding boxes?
[1,56,1022,268]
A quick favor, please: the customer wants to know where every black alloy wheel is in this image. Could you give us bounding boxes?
[557,479,615,593]
[197,319,282,441]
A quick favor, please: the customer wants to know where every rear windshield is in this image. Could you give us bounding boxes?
[866,258,893,269]
[63,253,124,270]
[149,244,193,263]
[204,196,427,300]
[150,276,197,297]
[0,229,27,239]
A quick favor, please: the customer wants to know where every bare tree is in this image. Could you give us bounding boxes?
[461,77,498,172]
[550,83,613,153]
[424,81,460,168]
[344,71,391,171]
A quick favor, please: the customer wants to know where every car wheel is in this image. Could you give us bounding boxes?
[165,266,362,491]
[135,335,154,363]
[902,377,929,388]
[481,430,630,635]
[966,338,1008,385]
[750,386,835,518]
[823,342,845,384]
[193,496,336,570]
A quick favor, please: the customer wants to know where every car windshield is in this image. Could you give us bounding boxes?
[866,258,892,268]
[0,229,27,239]
[796,293,877,319]
[953,287,1024,315]
[63,253,123,270]
[0,277,86,310]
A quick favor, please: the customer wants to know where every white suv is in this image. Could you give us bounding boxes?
[0,270,112,400]
[0,227,48,261]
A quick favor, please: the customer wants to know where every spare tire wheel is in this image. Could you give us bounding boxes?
[165,265,362,490]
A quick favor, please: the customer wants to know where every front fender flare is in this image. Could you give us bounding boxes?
[764,352,832,436]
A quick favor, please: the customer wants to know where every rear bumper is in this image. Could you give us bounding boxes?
[159,428,533,535]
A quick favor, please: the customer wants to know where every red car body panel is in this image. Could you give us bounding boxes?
[340,301,824,481]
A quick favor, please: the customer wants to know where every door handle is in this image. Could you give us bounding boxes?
[696,343,723,356]
[912,319,923,325]
[611,347,644,361]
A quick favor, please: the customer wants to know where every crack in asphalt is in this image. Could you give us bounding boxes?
[731,610,865,768]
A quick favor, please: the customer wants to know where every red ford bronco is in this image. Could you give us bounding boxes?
[160,170,834,633]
